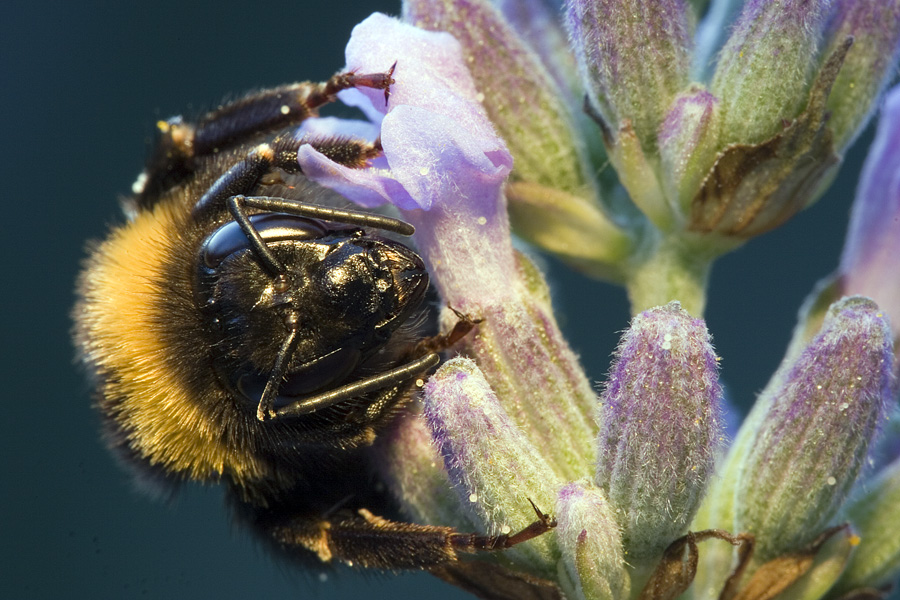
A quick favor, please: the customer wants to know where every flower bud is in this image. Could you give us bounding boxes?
[688,38,848,239]
[835,458,900,592]
[595,302,724,564]
[711,0,831,146]
[564,0,692,152]
[556,482,630,600]
[424,358,561,570]
[823,0,900,150]
[734,297,894,563]
[658,87,722,214]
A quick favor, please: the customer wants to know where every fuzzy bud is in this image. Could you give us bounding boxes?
[734,297,894,562]
[595,302,724,564]
[556,482,630,600]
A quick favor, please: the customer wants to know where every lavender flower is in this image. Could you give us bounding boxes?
[297,3,900,599]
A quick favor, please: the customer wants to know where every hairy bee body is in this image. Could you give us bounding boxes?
[74,70,554,582]
[78,157,391,492]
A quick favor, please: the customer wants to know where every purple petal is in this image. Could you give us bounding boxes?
[343,13,486,120]
[295,115,379,142]
[380,104,512,211]
[297,144,415,208]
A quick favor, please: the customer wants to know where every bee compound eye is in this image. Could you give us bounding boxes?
[202,214,328,269]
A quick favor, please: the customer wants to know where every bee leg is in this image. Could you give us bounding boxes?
[272,502,556,570]
[271,353,440,420]
[190,63,395,156]
[412,306,483,357]
[191,136,403,233]
[135,64,395,208]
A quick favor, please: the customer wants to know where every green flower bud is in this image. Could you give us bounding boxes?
[834,458,900,593]
[823,0,900,151]
[711,0,831,146]
[564,0,692,152]
[556,482,630,600]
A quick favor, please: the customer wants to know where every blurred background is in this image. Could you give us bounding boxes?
[1,0,875,598]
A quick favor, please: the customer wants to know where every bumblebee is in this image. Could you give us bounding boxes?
[73,67,553,582]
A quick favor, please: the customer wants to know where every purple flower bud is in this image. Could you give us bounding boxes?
[823,0,900,150]
[564,0,692,150]
[424,358,561,569]
[595,302,724,563]
[556,482,630,600]
[711,0,832,146]
[839,85,900,346]
[734,297,894,563]
[403,0,593,197]
[495,0,582,97]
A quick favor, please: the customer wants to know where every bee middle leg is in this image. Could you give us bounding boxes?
[136,65,395,209]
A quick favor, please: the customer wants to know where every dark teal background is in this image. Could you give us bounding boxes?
[1,0,877,598]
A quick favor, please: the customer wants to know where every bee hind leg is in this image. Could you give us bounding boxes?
[272,502,556,570]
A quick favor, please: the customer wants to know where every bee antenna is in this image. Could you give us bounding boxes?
[256,316,301,421]
[227,195,286,277]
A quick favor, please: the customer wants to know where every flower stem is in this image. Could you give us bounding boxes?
[625,235,713,316]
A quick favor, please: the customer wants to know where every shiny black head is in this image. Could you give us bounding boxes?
[195,212,428,418]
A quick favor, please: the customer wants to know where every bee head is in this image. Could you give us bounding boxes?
[195,213,428,413]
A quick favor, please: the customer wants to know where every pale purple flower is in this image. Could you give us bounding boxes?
[298,13,516,305]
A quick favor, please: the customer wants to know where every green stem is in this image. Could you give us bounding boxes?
[625,235,713,317]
